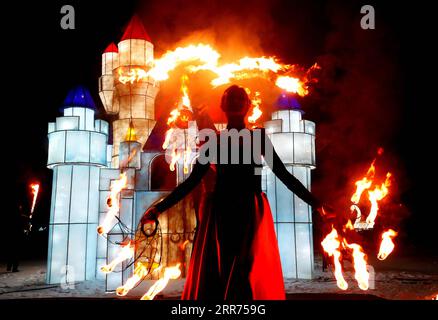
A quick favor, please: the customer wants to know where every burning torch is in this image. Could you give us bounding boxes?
[27,182,40,234]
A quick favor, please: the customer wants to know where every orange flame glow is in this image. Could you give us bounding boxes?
[351,160,375,205]
[118,68,148,85]
[30,183,40,214]
[351,150,392,230]
[275,76,307,96]
[247,90,263,124]
[181,74,191,108]
[117,43,314,97]
[343,219,354,232]
[321,228,348,290]
[162,76,195,174]
[366,173,391,228]
[97,173,128,235]
[140,263,182,300]
[116,262,149,296]
[179,240,190,251]
[378,229,398,261]
[344,240,369,290]
[101,241,134,274]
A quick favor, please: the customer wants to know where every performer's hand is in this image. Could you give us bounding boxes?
[141,206,159,224]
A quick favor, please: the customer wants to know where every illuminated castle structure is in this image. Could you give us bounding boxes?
[46,16,316,289]
[262,94,316,279]
[46,86,110,284]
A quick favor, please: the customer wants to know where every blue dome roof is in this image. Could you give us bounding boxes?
[63,86,96,109]
[275,93,301,111]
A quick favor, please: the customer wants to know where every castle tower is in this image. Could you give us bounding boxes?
[99,15,159,168]
[46,86,109,284]
[103,122,142,291]
[262,94,316,279]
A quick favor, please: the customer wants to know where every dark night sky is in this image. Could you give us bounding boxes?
[3,0,437,256]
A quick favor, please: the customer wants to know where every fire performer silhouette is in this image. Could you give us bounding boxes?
[141,85,331,300]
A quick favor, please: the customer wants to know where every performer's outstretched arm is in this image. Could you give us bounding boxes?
[263,133,321,208]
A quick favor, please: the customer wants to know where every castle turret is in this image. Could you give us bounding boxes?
[46,86,109,284]
[99,43,119,114]
[262,94,316,279]
[99,15,159,168]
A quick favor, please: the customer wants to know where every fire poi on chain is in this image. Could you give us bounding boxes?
[378,229,398,261]
[97,173,128,235]
[321,148,398,291]
[101,240,135,273]
[117,43,318,95]
[140,264,182,300]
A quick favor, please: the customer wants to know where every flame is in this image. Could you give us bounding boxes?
[166,109,181,126]
[140,263,182,300]
[366,173,391,228]
[247,90,263,124]
[116,262,149,296]
[148,44,220,81]
[351,160,375,204]
[118,68,148,84]
[169,148,181,172]
[378,229,398,260]
[202,56,286,87]
[101,240,134,274]
[323,148,397,291]
[181,74,191,108]
[162,128,174,150]
[179,240,190,251]
[125,121,137,142]
[30,183,40,214]
[162,76,195,174]
[275,76,307,96]
[343,219,354,232]
[183,145,192,174]
[97,173,128,235]
[344,240,369,290]
[321,228,348,290]
[351,151,392,230]
[117,43,314,97]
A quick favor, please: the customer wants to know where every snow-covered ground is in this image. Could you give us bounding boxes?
[1,254,437,300]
